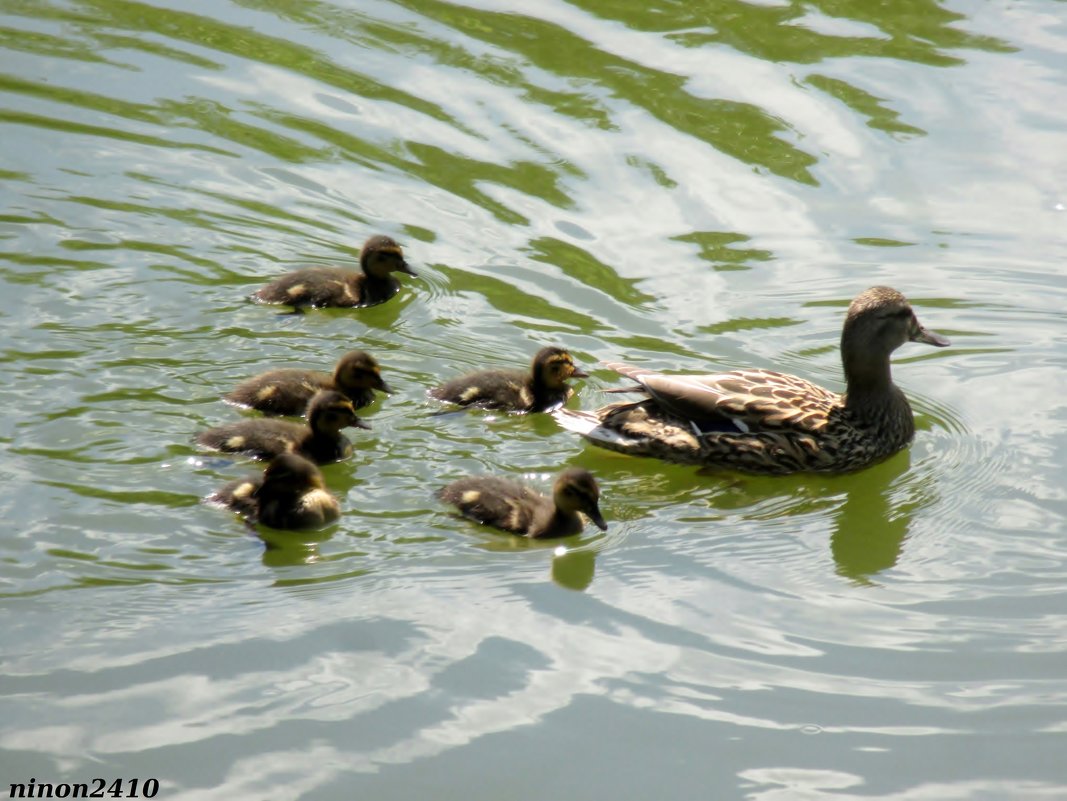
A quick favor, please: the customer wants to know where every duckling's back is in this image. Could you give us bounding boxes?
[438,475,543,534]
[252,267,362,308]
[257,489,340,529]
[430,368,533,411]
[224,368,333,416]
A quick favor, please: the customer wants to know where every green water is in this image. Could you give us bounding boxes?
[2,0,1066,798]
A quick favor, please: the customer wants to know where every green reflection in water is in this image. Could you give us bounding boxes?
[807,74,925,137]
[434,263,604,333]
[72,0,454,122]
[404,0,818,183]
[408,142,574,224]
[579,0,1014,65]
[0,23,112,63]
[526,237,654,308]
[674,230,775,273]
[237,0,617,130]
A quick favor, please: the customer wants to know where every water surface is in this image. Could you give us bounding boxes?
[2,0,1067,798]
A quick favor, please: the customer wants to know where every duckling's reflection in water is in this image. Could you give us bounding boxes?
[551,547,597,591]
[257,526,338,569]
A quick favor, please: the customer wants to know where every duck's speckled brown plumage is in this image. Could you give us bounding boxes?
[429,346,587,413]
[438,468,607,538]
[206,453,340,529]
[224,350,390,417]
[555,287,950,475]
[197,390,368,464]
[251,235,416,309]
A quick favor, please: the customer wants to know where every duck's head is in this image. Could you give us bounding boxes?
[841,286,950,363]
[306,390,371,433]
[532,346,588,390]
[361,235,417,278]
[552,468,607,531]
[256,453,326,498]
[334,350,391,395]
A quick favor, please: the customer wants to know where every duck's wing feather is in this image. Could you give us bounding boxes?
[604,361,838,434]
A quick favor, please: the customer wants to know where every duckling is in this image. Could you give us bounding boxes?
[197,390,367,464]
[251,234,416,309]
[555,286,950,475]
[438,467,607,539]
[429,346,587,413]
[206,453,340,529]
[224,350,390,417]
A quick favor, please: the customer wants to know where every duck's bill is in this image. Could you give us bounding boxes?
[587,508,608,531]
[912,325,951,347]
[352,418,372,430]
[398,261,418,277]
[571,366,590,379]
[376,378,394,394]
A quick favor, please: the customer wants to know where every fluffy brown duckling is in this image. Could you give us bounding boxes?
[197,390,367,464]
[429,346,587,413]
[438,467,607,539]
[224,350,390,417]
[251,234,416,309]
[206,453,341,530]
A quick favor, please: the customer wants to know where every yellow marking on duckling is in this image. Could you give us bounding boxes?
[505,503,524,530]
[256,386,277,401]
[286,284,306,297]
[461,490,481,504]
[301,489,337,513]
[232,481,255,500]
[225,435,246,449]
[459,386,482,403]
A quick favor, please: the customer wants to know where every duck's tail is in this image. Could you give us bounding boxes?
[552,408,601,437]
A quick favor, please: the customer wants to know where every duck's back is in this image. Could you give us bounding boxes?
[609,363,840,434]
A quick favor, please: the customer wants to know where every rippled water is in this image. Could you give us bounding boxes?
[2,0,1067,798]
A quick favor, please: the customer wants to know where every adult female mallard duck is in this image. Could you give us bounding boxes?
[224,350,390,417]
[438,467,607,538]
[429,346,587,413]
[555,286,950,475]
[197,390,367,464]
[206,453,340,529]
[251,234,416,309]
